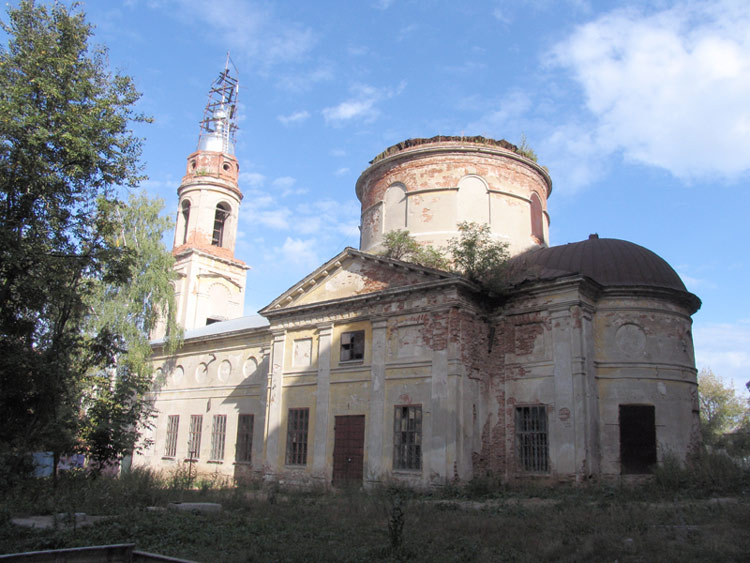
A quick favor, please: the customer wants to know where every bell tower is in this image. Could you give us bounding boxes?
[171,59,249,331]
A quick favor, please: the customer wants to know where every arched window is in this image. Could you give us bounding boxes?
[181,200,191,244]
[530,193,544,243]
[212,202,230,247]
[384,184,407,232]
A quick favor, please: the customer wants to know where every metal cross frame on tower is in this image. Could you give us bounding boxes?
[197,54,239,154]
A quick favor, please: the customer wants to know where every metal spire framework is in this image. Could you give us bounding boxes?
[197,54,239,155]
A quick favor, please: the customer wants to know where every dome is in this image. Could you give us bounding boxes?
[508,235,697,297]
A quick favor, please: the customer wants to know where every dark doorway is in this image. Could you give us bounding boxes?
[619,405,657,474]
[332,415,365,486]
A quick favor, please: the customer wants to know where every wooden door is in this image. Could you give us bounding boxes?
[332,415,365,486]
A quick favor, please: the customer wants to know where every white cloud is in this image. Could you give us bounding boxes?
[272,176,308,197]
[256,208,292,230]
[278,237,321,271]
[550,0,750,182]
[492,8,511,24]
[693,320,750,393]
[139,177,179,191]
[272,176,296,190]
[334,167,349,176]
[374,0,395,10]
[239,172,265,188]
[276,66,334,92]
[322,83,405,126]
[167,0,315,66]
[442,61,488,74]
[493,0,590,24]
[466,90,532,133]
[278,111,310,125]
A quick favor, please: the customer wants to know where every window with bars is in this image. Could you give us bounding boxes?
[164,415,179,458]
[187,415,203,460]
[236,414,254,463]
[340,330,365,361]
[285,408,309,465]
[209,414,227,461]
[393,405,422,470]
[515,406,549,472]
[212,203,230,246]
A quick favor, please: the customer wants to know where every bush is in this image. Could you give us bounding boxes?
[653,451,748,494]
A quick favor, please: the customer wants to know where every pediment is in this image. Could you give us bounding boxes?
[260,247,457,312]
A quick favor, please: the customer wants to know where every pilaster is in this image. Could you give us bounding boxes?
[365,318,388,484]
[312,323,333,478]
[263,329,286,477]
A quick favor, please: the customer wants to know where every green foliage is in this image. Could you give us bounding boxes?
[0,1,177,476]
[380,224,510,294]
[79,194,181,472]
[447,221,510,293]
[380,229,449,270]
[697,368,748,449]
[516,133,538,162]
[652,451,747,494]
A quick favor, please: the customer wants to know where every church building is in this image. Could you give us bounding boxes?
[136,67,701,486]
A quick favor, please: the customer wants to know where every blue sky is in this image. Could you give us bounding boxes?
[14,1,750,391]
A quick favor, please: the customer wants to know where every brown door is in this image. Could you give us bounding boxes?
[332,415,365,486]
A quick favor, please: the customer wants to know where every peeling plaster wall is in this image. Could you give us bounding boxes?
[172,251,246,330]
[136,329,271,482]
[357,142,551,257]
[140,274,699,487]
[593,294,699,475]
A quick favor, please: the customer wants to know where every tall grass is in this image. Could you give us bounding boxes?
[1,457,748,561]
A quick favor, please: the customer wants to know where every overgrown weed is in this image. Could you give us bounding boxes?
[1,461,748,561]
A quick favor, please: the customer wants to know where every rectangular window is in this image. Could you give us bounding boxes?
[209,414,227,461]
[187,414,203,460]
[341,330,365,361]
[393,405,422,470]
[236,414,254,463]
[164,415,179,458]
[516,406,549,472]
[285,408,310,465]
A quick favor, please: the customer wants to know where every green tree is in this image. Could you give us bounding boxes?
[447,221,510,292]
[380,229,449,270]
[0,2,177,477]
[79,194,181,472]
[697,368,747,448]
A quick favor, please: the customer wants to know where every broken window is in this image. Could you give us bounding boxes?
[619,404,657,474]
[209,414,227,461]
[341,330,365,362]
[516,406,549,472]
[187,414,203,460]
[181,200,190,244]
[393,405,422,470]
[236,414,254,463]
[212,202,230,246]
[164,415,179,458]
[286,408,309,465]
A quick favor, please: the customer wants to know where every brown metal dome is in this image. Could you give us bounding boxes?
[508,235,698,301]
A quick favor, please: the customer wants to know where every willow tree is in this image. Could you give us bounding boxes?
[0,1,178,478]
